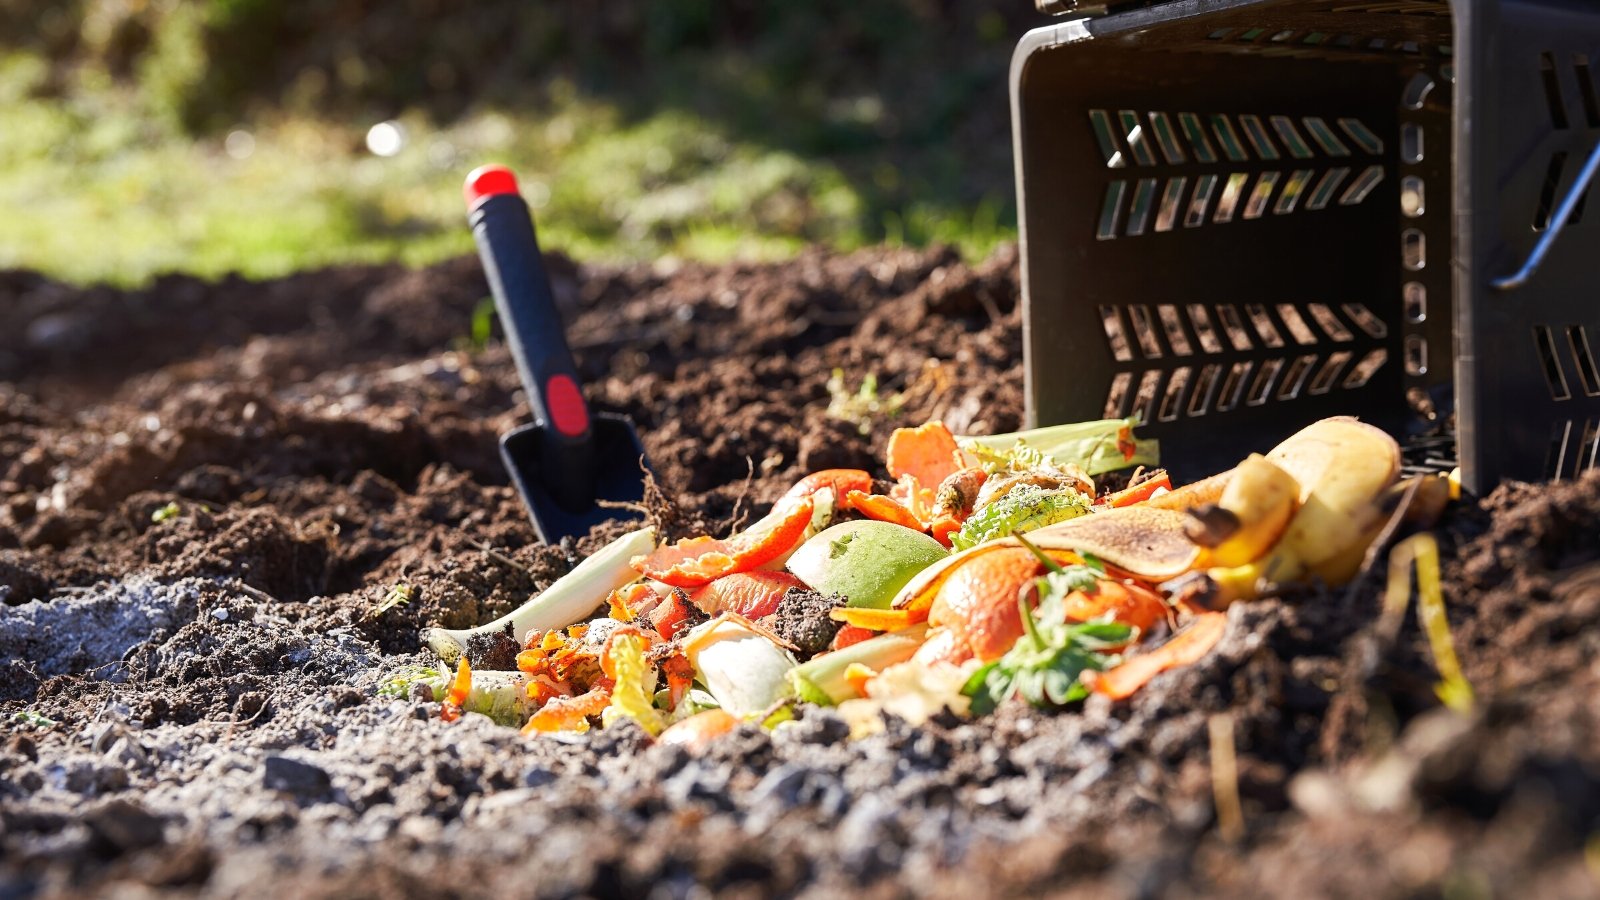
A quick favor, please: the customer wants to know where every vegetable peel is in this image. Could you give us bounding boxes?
[1089,611,1228,700]
[634,497,814,588]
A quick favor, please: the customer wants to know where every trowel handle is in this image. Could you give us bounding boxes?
[464,166,594,448]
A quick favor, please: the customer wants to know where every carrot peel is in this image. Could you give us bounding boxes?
[829,605,930,631]
[1090,611,1228,700]
[844,490,925,530]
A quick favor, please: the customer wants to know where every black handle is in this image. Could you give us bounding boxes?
[466,168,597,511]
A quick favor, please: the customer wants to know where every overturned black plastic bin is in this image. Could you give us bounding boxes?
[1012,0,1600,494]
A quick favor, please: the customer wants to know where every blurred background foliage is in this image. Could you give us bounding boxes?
[0,0,1039,284]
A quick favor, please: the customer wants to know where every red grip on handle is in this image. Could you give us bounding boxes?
[545,374,590,437]
[464,164,520,209]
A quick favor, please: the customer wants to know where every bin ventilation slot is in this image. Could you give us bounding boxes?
[1405,335,1429,375]
[1338,119,1385,154]
[1343,348,1388,389]
[1099,306,1134,362]
[1178,113,1218,163]
[1155,177,1187,231]
[1533,147,1591,231]
[1534,324,1573,401]
[1188,363,1223,415]
[1127,179,1159,235]
[1301,118,1350,157]
[1090,110,1128,168]
[1119,110,1160,166]
[1216,362,1252,412]
[1245,305,1284,348]
[1187,304,1225,353]
[1131,370,1163,423]
[1157,367,1192,421]
[1097,182,1126,240]
[1148,113,1188,164]
[1158,305,1194,355]
[1342,303,1389,339]
[1576,55,1600,128]
[1273,169,1314,213]
[1238,115,1281,160]
[1214,173,1249,223]
[1247,358,1286,406]
[1542,52,1571,130]
[1103,372,1133,419]
[1278,354,1320,400]
[1307,303,1354,341]
[1401,123,1424,163]
[1404,283,1427,323]
[1128,304,1164,358]
[1243,171,1281,218]
[1402,228,1426,270]
[1402,73,1436,110]
[1270,117,1315,159]
[1217,305,1253,351]
[1567,326,1600,397]
[1401,176,1425,216]
[1340,165,1386,205]
[1545,419,1600,481]
[1187,174,1219,226]
[1275,304,1319,345]
[1306,168,1351,210]
[1309,350,1354,394]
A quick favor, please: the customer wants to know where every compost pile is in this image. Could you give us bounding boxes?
[4,247,1600,898]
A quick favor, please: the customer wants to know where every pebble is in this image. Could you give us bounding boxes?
[105,736,148,770]
[83,798,165,854]
[262,755,332,797]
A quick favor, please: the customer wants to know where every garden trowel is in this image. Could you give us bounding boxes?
[464,164,649,543]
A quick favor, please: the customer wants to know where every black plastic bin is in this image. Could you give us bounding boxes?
[1011,0,1600,494]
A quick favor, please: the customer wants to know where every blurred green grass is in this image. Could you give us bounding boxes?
[0,2,1029,285]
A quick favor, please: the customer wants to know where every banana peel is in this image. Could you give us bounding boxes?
[1200,417,1401,605]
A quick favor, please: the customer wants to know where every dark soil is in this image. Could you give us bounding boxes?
[3,247,1600,898]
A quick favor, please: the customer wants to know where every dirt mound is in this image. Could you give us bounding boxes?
[3,248,1599,898]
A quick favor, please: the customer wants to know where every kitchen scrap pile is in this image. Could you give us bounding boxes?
[404,412,1451,747]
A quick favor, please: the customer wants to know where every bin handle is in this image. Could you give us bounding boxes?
[1494,138,1600,291]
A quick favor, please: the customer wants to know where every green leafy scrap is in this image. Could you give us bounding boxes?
[949,484,1092,551]
[151,501,181,523]
[964,440,1051,476]
[377,664,447,701]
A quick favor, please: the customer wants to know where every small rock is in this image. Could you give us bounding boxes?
[84,798,165,855]
[749,764,808,812]
[522,765,557,789]
[105,736,148,770]
[211,608,229,622]
[780,710,851,746]
[262,755,332,796]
